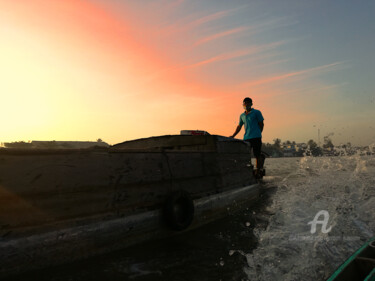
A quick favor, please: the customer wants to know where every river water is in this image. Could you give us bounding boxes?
[9,154,375,281]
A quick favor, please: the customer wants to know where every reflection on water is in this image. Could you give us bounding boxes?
[7,155,375,281]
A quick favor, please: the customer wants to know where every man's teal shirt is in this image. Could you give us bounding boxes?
[239,109,264,140]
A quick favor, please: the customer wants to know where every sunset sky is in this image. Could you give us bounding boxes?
[1,0,374,146]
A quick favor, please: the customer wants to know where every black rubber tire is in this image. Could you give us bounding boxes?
[163,190,195,231]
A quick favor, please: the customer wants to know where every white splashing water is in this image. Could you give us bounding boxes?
[240,154,375,281]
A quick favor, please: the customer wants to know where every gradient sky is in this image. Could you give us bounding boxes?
[1,0,374,146]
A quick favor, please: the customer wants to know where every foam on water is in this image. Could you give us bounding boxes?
[242,154,375,280]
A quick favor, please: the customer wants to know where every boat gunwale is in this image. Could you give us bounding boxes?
[0,134,249,155]
[327,236,375,281]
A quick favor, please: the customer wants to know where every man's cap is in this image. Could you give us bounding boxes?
[243,97,252,103]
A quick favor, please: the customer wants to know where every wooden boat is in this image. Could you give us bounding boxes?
[0,134,260,278]
[327,236,375,281]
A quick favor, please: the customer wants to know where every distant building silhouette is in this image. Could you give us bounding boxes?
[3,141,109,149]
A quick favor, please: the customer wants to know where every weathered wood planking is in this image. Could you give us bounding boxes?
[0,135,259,278]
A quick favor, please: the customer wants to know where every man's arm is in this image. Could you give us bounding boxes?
[230,124,242,138]
[258,121,264,132]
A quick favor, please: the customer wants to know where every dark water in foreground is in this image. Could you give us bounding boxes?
[7,155,375,281]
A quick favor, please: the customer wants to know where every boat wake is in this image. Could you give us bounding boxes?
[242,154,375,280]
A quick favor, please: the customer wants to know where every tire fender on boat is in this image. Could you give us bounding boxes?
[163,190,195,231]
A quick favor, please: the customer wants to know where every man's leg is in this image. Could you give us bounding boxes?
[251,138,263,169]
[252,139,265,179]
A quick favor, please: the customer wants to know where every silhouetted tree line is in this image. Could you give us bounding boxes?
[262,137,333,157]
[2,139,108,149]
[2,141,33,148]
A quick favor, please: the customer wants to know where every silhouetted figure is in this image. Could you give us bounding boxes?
[230,97,265,178]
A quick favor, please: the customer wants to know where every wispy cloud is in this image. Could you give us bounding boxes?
[193,26,249,46]
[151,0,185,10]
[191,17,296,48]
[252,58,292,69]
[186,49,254,68]
[260,82,348,99]
[188,8,238,28]
[241,62,346,87]
[253,17,299,33]
[166,0,185,9]
[159,6,244,36]
[232,51,284,65]
[186,40,286,68]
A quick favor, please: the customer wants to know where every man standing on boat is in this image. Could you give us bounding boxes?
[230,97,265,177]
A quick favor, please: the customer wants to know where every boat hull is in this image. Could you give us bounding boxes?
[0,183,259,277]
[0,135,259,277]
